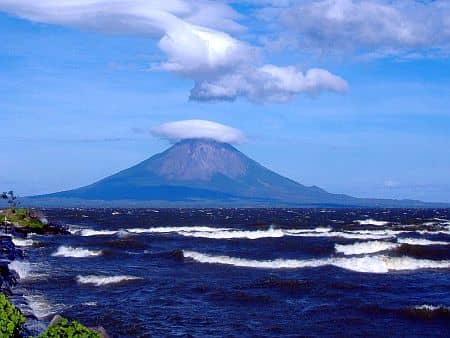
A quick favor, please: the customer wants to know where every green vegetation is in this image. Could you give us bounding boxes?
[38,318,100,338]
[0,293,25,338]
[2,208,45,230]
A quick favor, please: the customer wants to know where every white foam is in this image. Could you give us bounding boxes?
[287,230,395,240]
[12,238,34,247]
[183,250,326,269]
[126,226,230,234]
[179,228,286,240]
[52,246,103,258]
[24,294,64,319]
[397,238,449,246]
[332,255,450,273]
[160,226,397,240]
[183,250,450,274]
[286,227,332,234]
[335,241,399,255]
[79,229,118,237]
[355,219,389,226]
[76,275,142,286]
[82,301,97,306]
[412,304,449,311]
[9,260,32,279]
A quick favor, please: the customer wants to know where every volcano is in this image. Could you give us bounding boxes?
[28,139,442,207]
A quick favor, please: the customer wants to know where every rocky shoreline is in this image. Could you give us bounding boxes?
[0,211,109,337]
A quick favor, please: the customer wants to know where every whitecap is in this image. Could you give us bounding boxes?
[397,238,449,246]
[79,229,118,237]
[9,260,32,279]
[355,219,389,226]
[126,226,230,234]
[76,275,142,286]
[287,230,395,240]
[12,238,34,247]
[182,250,450,274]
[183,250,326,269]
[335,241,399,255]
[24,294,64,319]
[412,304,449,311]
[52,246,102,258]
[178,228,285,240]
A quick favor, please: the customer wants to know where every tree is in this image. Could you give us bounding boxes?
[1,191,19,211]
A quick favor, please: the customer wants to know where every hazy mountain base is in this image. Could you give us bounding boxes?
[21,196,448,208]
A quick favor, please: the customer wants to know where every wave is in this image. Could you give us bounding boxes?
[126,226,230,234]
[355,219,389,226]
[402,305,450,319]
[335,241,399,255]
[287,230,396,240]
[144,226,398,240]
[9,260,32,279]
[24,294,64,319]
[397,238,449,246]
[76,275,142,286]
[51,246,103,258]
[12,238,34,247]
[179,228,286,240]
[182,250,450,274]
[79,229,118,237]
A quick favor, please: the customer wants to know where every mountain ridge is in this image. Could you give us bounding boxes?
[26,139,447,208]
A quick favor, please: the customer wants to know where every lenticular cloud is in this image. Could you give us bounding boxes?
[151,120,246,144]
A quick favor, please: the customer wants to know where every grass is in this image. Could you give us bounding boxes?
[2,208,45,230]
[0,293,25,337]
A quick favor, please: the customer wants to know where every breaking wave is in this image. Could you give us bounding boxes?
[182,250,450,274]
[12,238,34,247]
[79,229,118,237]
[397,238,449,246]
[24,294,64,319]
[52,246,103,258]
[126,226,230,234]
[76,275,142,286]
[179,228,285,240]
[335,241,399,255]
[9,260,32,279]
[402,305,450,319]
[355,219,389,226]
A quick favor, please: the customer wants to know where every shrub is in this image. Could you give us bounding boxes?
[0,293,25,337]
[39,317,100,338]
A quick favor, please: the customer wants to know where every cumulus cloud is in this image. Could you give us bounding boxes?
[0,0,347,103]
[151,120,247,144]
[191,65,348,102]
[260,0,450,57]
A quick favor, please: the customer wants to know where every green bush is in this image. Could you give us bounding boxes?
[0,293,25,337]
[39,318,100,338]
[3,208,45,231]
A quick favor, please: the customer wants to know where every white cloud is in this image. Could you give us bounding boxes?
[151,120,247,144]
[190,65,348,102]
[0,0,348,103]
[260,0,450,57]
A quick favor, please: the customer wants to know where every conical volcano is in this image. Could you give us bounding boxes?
[29,139,439,207]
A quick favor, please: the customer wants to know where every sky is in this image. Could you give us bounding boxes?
[1,0,450,202]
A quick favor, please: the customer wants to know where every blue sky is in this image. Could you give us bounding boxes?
[1,1,450,202]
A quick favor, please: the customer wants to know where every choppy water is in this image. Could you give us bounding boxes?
[10,208,450,337]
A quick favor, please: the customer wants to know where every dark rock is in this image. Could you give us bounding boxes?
[49,314,64,327]
[92,326,110,338]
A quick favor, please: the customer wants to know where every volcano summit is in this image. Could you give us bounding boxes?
[28,139,443,208]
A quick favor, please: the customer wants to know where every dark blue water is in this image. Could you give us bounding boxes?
[11,209,450,337]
